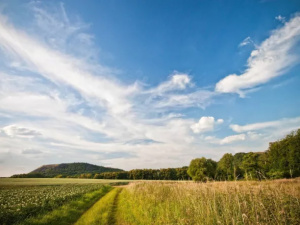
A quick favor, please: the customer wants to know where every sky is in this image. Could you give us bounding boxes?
[0,0,300,176]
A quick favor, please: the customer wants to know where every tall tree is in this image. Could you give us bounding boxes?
[241,152,263,180]
[233,152,247,179]
[188,157,217,182]
[217,153,234,180]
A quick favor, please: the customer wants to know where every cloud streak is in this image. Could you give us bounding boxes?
[230,117,300,133]
[216,14,300,96]
[146,73,192,95]
[2,125,42,138]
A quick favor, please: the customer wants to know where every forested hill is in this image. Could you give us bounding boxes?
[25,163,123,177]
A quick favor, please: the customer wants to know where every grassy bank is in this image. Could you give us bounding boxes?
[116,179,300,225]
[75,187,122,225]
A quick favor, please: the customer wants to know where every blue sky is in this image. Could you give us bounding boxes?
[0,0,300,176]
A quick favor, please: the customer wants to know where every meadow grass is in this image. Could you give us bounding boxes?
[116,179,300,225]
[20,185,112,225]
[75,187,122,225]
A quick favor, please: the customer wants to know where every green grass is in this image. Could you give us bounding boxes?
[116,179,300,225]
[21,185,112,225]
[75,187,122,225]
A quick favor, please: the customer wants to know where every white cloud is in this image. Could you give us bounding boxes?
[0,14,134,116]
[203,133,246,145]
[230,117,300,133]
[147,73,192,95]
[22,149,43,154]
[247,131,263,140]
[220,134,246,144]
[215,14,300,95]
[2,125,42,138]
[30,1,98,60]
[191,116,223,133]
[275,15,286,23]
[239,36,253,47]
[153,90,215,109]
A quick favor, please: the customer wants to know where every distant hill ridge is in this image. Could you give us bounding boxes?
[29,162,123,177]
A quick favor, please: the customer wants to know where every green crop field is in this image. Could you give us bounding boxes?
[0,178,130,186]
[1,178,300,225]
[0,178,127,225]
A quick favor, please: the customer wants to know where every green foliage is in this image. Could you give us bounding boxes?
[24,162,123,178]
[267,129,300,178]
[233,152,246,178]
[11,173,45,178]
[94,167,191,180]
[241,152,261,180]
[214,129,300,181]
[54,174,64,178]
[216,153,234,180]
[187,157,217,181]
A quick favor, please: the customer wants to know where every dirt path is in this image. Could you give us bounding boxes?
[107,188,122,224]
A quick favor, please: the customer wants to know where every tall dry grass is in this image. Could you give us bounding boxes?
[116,179,300,225]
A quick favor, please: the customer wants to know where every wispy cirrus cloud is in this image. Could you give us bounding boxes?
[146,73,192,95]
[0,3,209,176]
[275,15,286,23]
[204,133,246,145]
[0,17,134,115]
[230,117,300,133]
[239,36,253,47]
[152,90,216,110]
[216,14,300,96]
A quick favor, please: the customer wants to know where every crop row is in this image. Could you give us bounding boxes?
[0,184,104,224]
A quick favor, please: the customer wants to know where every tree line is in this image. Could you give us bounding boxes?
[93,167,190,180]
[93,129,299,181]
[12,129,299,181]
[188,129,300,181]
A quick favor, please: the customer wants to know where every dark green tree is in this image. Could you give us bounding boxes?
[187,157,217,182]
[267,129,300,178]
[217,153,234,180]
[241,152,264,180]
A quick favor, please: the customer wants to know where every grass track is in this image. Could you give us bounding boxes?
[20,185,112,225]
[75,187,122,225]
